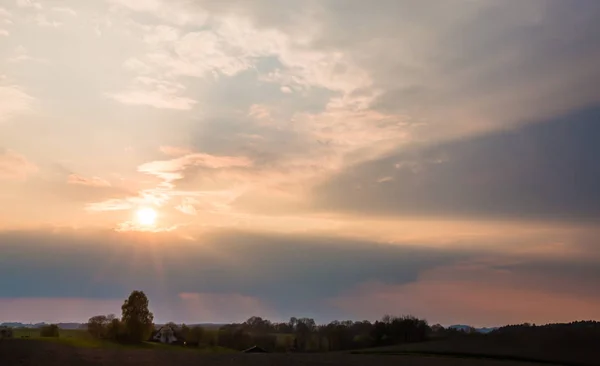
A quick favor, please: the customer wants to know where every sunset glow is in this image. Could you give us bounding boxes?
[136,208,157,227]
[1,0,599,326]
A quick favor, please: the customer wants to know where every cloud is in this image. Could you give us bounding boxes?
[159,145,193,157]
[135,152,253,210]
[14,0,61,27]
[31,13,61,27]
[85,151,253,227]
[6,45,47,63]
[16,0,42,10]
[330,260,600,326]
[315,105,600,220]
[0,7,12,19]
[175,197,198,215]
[0,29,8,36]
[52,7,77,16]
[142,24,179,44]
[107,77,197,110]
[110,1,374,144]
[138,152,253,182]
[106,0,208,27]
[122,58,153,74]
[1,0,600,326]
[188,0,600,147]
[104,0,600,212]
[0,228,466,321]
[248,104,273,124]
[108,90,196,110]
[141,27,277,78]
[0,149,37,180]
[0,84,34,121]
[115,220,179,233]
[67,174,111,187]
[1,228,599,323]
[85,198,133,212]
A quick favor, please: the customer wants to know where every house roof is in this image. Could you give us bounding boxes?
[151,325,184,340]
[242,345,268,353]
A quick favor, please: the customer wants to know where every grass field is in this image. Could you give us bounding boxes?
[0,339,554,366]
[351,337,598,366]
[10,328,235,353]
[8,328,597,365]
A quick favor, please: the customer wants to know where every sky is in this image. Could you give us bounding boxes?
[1,0,600,327]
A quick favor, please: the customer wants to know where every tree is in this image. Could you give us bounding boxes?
[87,314,120,339]
[40,324,60,337]
[189,326,204,344]
[217,326,252,350]
[179,324,204,346]
[243,316,272,334]
[106,317,124,341]
[180,324,191,340]
[294,318,316,351]
[87,315,108,338]
[121,290,154,342]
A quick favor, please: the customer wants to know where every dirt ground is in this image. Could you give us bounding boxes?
[0,340,554,366]
[370,334,597,366]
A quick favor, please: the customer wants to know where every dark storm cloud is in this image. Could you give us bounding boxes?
[0,229,468,317]
[2,226,599,323]
[315,105,600,220]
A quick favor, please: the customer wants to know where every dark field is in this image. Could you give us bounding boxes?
[354,334,599,366]
[0,339,553,366]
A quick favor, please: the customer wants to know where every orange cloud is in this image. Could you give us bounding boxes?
[159,145,194,157]
[0,149,37,180]
[67,174,111,187]
[139,152,253,175]
[85,198,134,212]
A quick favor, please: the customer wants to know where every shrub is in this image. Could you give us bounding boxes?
[40,324,60,337]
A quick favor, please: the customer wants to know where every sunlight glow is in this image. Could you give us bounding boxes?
[136,207,157,226]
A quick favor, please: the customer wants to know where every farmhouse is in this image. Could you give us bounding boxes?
[150,325,182,344]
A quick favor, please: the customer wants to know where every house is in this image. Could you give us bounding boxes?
[150,325,182,344]
[242,345,268,353]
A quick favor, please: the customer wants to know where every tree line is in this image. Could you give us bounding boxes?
[81,290,600,353]
[84,290,434,351]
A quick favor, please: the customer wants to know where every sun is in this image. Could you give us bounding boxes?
[136,207,157,226]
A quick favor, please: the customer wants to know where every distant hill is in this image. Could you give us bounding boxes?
[1,322,83,329]
[448,324,498,333]
[155,323,226,330]
[3,322,226,330]
[1,322,47,328]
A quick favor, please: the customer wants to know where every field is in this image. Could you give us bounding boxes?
[5,328,596,365]
[9,328,233,352]
[0,339,554,366]
[352,336,598,366]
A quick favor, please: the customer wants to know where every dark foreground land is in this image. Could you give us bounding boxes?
[353,336,599,366]
[0,340,552,366]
